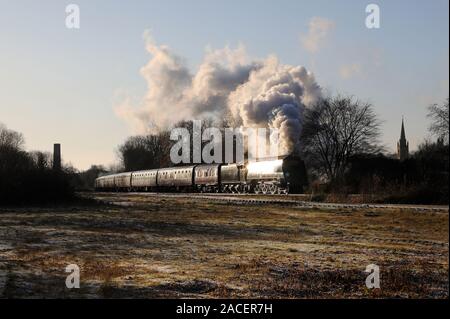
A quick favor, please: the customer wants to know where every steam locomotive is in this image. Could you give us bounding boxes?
[95,155,307,194]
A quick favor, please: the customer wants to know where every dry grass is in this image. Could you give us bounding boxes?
[0,193,448,298]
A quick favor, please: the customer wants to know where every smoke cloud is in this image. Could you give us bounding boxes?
[300,17,335,54]
[115,33,322,155]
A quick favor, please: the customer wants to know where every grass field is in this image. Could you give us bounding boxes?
[0,193,448,298]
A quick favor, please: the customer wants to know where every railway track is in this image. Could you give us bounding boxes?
[93,192,449,212]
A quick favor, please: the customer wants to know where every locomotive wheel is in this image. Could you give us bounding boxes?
[269,184,278,194]
[261,184,268,194]
[258,185,264,194]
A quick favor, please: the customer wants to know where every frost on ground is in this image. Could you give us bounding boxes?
[0,193,448,298]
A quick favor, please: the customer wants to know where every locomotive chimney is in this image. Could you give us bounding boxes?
[53,143,61,170]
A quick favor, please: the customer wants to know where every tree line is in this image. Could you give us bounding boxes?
[1,94,448,204]
[0,124,73,205]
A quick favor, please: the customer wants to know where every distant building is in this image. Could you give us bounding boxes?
[397,118,409,161]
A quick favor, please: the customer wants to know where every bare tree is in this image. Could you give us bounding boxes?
[29,151,52,170]
[0,124,74,204]
[0,123,25,150]
[427,98,449,144]
[301,95,382,183]
[118,131,172,171]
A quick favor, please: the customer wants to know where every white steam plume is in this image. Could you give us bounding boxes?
[115,33,322,155]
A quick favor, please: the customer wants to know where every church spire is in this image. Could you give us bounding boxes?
[400,116,406,140]
[397,117,409,161]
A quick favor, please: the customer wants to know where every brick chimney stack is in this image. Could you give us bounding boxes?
[53,143,61,170]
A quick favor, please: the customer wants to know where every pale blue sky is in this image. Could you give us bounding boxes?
[0,0,448,169]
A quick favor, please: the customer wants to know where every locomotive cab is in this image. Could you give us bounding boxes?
[281,155,308,194]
